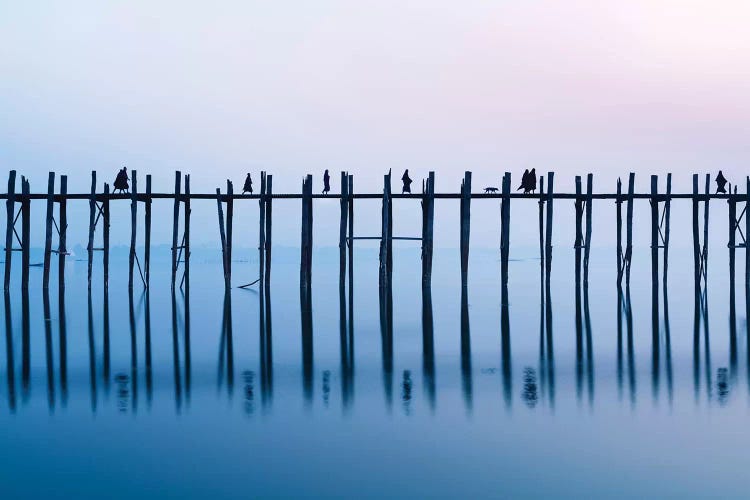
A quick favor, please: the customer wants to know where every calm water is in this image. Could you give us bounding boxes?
[1,245,748,499]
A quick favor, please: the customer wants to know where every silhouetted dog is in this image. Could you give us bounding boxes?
[484,187,499,193]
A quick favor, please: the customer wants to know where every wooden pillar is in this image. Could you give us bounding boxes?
[460,171,472,288]
[339,172,349,290]
[259,172,266,290]
[616,178,623,285]
[729,185,737,318]
[226,180,234,287]
[500,172,511,297]
[421,172,435,288]
[544,172,555,283]
[264,174,272,287]
[702,174,710,290]
[745,177,750,317]
[625,173,635,288]
[538,176,545,283]
[574,175,583,295]
[58,175,67,290]
[103,183,110,290]
[183,174,191,290]
[300,175,313,290]
[128,170,138,290]
[379,172,391,289]
[87,171,95,290]
[216,187,229,289]
[144,175,152,288]
[43,172,55,289]
[650,175,659,332]
[583,174,593,288]
[171,171,182,290]
[20,177,30,291]
[348,175,354,303]
[663,173,672,291]
[692,174,701,308]
[4,170,16,291]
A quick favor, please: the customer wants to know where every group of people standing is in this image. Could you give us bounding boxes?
[240,169,415,195]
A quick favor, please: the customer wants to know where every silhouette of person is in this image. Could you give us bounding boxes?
[242,173,253,194]
[322,169,331,195]
[528,168,537,194]
[402,169,413,194]
[716,170,728,194]
[517,169,529,193]
[113,167,129,194]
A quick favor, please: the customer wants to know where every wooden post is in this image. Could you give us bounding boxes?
[300,175,313,290]
[264,174,272,287]
[226,180,234,288]
[259,172,266,290]
[583,174,593,288]
[616,178,623,285]
[103,183,110,290]
[128,170,138,290]
[183,174,191,290]
[745,177,750,318]
[500,172,511,297]
[538,176,545,284]
[625,173,635,288]
[729,184,736,318]
[87,171,95,290]
[58,175,67,290]
[421,172,435,288]
[171,171,181,290]
[348,175,354,304]
[144,175,152,288]
[650,175,659,332]
[574,175,583,296]
[460,171,472,288]
[339,172,348,290]
[216,187,228,289]
[702,174,710,291]
[692,174,701,309]
[4,170,16,291]
[379,172,391,289]
[20,177,30,291]
[544,172,554,283]
[663,173,672,291]
[43,172,55,289]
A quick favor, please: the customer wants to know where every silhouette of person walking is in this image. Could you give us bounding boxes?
[113,167,129,194]
[402,169,413,194]
[322,169,331,195]
[242,173,253,194]
[716,170,728,194]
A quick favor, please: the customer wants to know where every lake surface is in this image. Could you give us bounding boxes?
[1,245,748,499]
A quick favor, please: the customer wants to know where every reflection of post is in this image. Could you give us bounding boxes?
[339,282,354,411]
[128,291,138,413]
[87,292,97,413]
[21,289,30,403]
[184,285,192,406]
[58,289,68,407]
[301,287,314,407]
[171,292,182,412]
[379,283,393,411]
[145,290,153,408]
[102,286,111,394]
[625,288,636,408]
[460,288,472,413]
[574,177,584,404]
[421,287,435,412]
[260,284,273,409]
[4,293,16,412]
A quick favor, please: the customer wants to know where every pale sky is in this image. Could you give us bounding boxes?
[1,0,749,248]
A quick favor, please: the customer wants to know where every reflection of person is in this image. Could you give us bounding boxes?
[242,173,253,194]
[401,169,413,194]
[322,169,331,195]
[114,167,129,193]
[716,170,728,194]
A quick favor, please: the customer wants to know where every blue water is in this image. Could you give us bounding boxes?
[0,245,747,499]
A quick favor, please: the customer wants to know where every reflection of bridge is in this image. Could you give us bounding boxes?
[3,169,749,323]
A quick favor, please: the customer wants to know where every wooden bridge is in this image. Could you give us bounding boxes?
[3,169,749,326]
